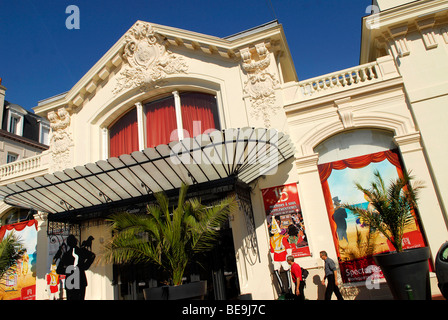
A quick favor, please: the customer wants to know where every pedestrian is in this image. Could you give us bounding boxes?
[286,255,305,300]
[319,251,344,300]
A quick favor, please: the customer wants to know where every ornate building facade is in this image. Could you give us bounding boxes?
[0,0,447,300]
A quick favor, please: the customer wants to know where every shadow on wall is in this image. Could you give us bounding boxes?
[312,274,327,300]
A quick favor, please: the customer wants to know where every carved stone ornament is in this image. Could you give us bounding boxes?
[48,108,73,172]
[113,22,188,94]
[241,43,279,128]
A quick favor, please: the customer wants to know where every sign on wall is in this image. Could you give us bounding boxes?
[318,150,427,283]
[0,220,37,300]
[262,183,311,260]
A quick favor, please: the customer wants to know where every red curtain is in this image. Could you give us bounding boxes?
[317,149,404,256]
[0,219,37,240]
[109,108,139,158]
[180,92,219,138]
[145,96,178,148]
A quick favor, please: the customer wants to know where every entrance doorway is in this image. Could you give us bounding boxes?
[112,223,240,300]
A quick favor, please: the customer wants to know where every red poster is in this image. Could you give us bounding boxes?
[262,183,311,259]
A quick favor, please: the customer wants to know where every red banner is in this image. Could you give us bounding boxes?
[262,183,311,259]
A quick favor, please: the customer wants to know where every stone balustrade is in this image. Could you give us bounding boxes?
[299,61,381,98]
[285,56,401,102]
[0,151,50,184]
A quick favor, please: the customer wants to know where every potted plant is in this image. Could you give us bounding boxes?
[102,183,237,300]
[342,170,431,300]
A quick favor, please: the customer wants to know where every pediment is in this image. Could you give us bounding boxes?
[34,20,296,116]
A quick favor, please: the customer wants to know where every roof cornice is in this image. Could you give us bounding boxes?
[360,0,448,63]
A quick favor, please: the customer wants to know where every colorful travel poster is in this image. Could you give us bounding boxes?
[0,220,37,300]
[262,183,311,259]
[318,150,426,283]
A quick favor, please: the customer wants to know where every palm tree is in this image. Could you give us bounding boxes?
[0,232,23,280]
[342,170,423,253]
[102,183,237,286]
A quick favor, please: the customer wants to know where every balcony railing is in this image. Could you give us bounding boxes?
[0,152,50,184]
[299,61,381,98]
[286,56,401,102]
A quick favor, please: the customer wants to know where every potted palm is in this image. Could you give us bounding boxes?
[342,170,431,300]
[102,183,237,300]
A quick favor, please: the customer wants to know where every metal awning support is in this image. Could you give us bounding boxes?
[0,127,295,217]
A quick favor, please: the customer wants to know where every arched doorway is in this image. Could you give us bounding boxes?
[314,129,427,284]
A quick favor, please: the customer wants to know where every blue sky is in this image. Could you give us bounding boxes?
[0,0,371,111]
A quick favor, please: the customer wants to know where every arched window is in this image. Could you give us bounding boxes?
[180,92,220,139]
[109,107,139,158]
[108,91,220,157]
[1,208,33,226]
[145,96,177,148]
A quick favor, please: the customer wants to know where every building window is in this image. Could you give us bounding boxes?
[109,107,139,158]
[1,208,32,226]
[108,91,220,157]
[39,122,50,145]
[8,114,22,135]
[6,152,18,163]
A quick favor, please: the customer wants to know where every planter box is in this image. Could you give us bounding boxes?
[143,280,207,300]
[374,247,431,300]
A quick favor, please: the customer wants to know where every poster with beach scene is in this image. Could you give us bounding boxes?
[318,150,426,283]
[0,220,37,300]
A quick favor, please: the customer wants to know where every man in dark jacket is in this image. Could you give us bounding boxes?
[320,250,344,300]
[56,235,95,300]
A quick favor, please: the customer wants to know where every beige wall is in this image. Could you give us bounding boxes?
[361,0,448,226]
[5,3,448,299]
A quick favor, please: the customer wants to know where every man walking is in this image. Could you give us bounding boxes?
[320,251,344,300]
[286,255,305,300]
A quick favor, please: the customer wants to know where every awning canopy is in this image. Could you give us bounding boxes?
[0,127,295,217]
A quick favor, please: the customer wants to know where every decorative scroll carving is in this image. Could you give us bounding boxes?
[48,108,73,172]
[241,43,279,128]
[113,22,188,94]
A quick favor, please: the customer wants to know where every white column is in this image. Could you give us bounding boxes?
[172,91,184,140]
[101,127,108,160]
[34,212,49,300]
[295,154,337,260]
[394,132,448,260]
[135,102,145,151]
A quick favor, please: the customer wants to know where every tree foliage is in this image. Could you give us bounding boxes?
[342,170,423,253]
[102,183,237,285]
[0,232,23,281]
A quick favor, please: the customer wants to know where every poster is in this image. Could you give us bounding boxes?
[262,183,311,259]
[318,150,427,283]
[0,219,37,300]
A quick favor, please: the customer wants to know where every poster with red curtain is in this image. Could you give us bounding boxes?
[180,92,219,138]
[262,183,311,259]
[109,108,139,158]
[0,220,37,300]
[317,149,427,283]
[145,96,178,148]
